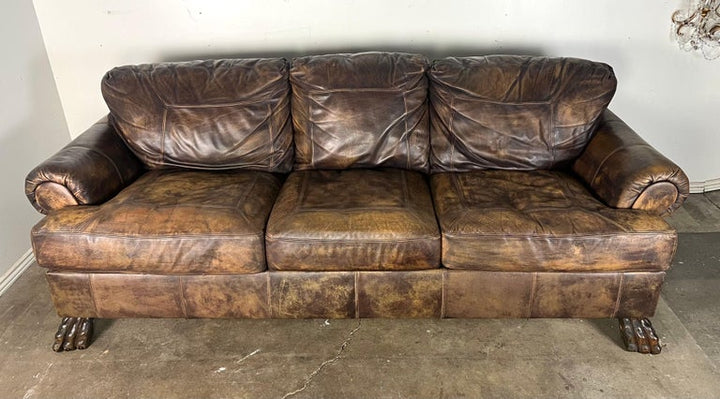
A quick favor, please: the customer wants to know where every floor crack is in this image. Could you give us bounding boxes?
[281,322,361,399]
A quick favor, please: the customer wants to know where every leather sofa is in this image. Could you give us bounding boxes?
[25,52,688,354]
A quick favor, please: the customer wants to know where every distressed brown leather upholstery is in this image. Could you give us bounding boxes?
[32,169,282,274]
[102,58,293,172]
[266,168,440,271]
[574,110,689,215]
[25,116,145,214]
[429,56,616,172]
[46,270,663,319]
[431,170,677,272]
[290,52,430,172]
[25,53,689,341]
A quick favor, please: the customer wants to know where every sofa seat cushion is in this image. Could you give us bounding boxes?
[431,170,677,272]
[32,169,282,274]
[266,169,441,271]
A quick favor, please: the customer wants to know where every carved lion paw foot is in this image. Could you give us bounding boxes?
[52,317,93,352]
[618,317,661,354]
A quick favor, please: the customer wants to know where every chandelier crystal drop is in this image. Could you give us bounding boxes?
[672,0,720,59]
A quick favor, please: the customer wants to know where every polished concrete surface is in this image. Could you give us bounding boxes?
[1,193,719,398]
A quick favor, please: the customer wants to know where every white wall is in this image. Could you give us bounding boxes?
[0,1,70,276]
[33,0,720,184]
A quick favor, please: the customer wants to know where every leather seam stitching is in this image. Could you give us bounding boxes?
[164,100,270,109]
[354,272,360,319]
[549,101,557,169]
[440,270,446,319]
[160,107,168,165]
[178,277,188,318]
[34,182,80,207]
[267,103,275,168]
[297,172,309,211]
[234,174,260,226]
[33,232,264,239]
[403,91,411,169]
[401,170,409,208]
[66,145,126,186]
[589,143,653,186]
[630,180,680,210]
[450,173,469,208]
[449,95,456,170]
[264,236,440,243]
[613,273,624,318]
[266,273,272,318]
[307,88,404,94]
[442,232,676,239]
[528,272,538,318]
[88,274,100,318]
[135,160,276,170]
[436,84,552,104]
[308,99,315,168]
[291,206,409,212]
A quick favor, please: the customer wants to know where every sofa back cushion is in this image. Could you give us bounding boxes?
[429,55,617,172]
[290,52,430,172]
[101,58,293,172]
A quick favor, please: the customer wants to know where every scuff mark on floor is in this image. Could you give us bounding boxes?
[23,362,52,399]
[232,348,261,372]
[236,348,261,364]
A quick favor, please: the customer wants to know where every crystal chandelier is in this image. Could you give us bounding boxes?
[672,0,720,59]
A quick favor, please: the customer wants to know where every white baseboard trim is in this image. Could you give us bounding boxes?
[689,182,704,194]
[689,178,720,194]
[0,249,35,298]
[705,178,720,193]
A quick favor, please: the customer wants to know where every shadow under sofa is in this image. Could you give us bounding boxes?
[25,52,688,355]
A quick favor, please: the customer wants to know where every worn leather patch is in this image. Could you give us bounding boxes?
[431,170,677,272]
[266,169,440,271]
[32,169,282,274]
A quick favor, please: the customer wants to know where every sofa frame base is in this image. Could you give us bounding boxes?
[50,316,662,354]
[45,269,664,319]
[45,268,665,353]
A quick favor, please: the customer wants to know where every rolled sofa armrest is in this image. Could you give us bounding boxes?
[573,110,689,216]
[25,115,145,214]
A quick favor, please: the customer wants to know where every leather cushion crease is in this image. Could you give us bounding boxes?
[266,168,441,271]
[32,169,282,274]
[429,55,617,172]
[101,58,293,172]
[290,52,431,172]
[431,170,677,272]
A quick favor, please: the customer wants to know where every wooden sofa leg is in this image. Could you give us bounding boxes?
[52,317,94,352]
[618,317,661,354]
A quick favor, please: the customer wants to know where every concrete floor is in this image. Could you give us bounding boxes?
[1,193,719,398]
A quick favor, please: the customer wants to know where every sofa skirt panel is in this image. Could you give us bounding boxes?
[45,269,664,320]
